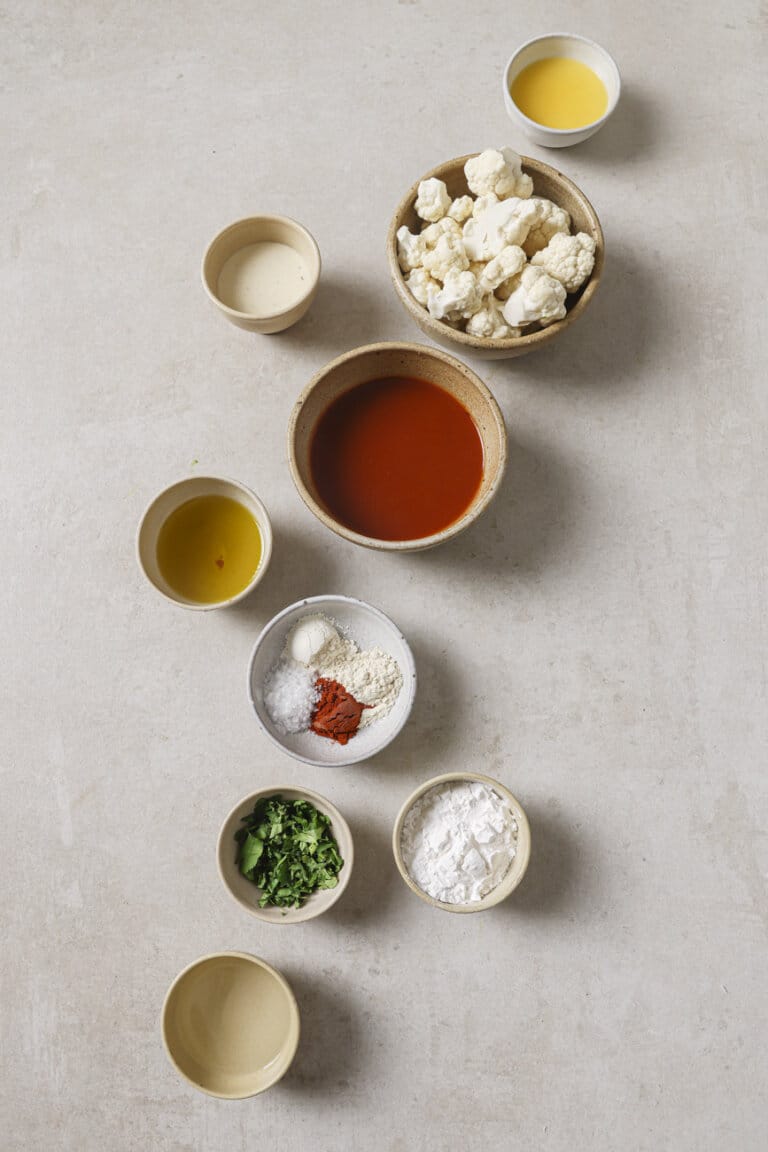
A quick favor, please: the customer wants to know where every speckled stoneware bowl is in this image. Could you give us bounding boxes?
[392,771,532,914]
[247,594,417,767]
[387,154,604,360]
[217,785,354,924]
[288,341,507,551]
[161,952,300,1098]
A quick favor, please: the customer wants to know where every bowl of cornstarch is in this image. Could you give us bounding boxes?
[392,772,531,912]
[247,595,417,767]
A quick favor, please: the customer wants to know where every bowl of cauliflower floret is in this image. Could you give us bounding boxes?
[387,148,603,360]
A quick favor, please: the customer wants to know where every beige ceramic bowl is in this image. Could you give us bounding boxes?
[392,771,532,913]
[136,475,273,610]
[288,342,507,551]
[503,34,621,148]
[202,215,321,333]
[217,785,354,923]
[387,154,604,360]
[161,952,300,1098]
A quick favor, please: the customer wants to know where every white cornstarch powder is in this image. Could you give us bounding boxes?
[400,781,518,904]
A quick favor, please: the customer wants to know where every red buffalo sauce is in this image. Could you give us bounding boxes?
[309,376,484,541]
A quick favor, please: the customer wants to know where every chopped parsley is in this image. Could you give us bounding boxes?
[235,794,344,909]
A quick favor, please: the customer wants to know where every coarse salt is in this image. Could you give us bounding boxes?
[263,659,318,734]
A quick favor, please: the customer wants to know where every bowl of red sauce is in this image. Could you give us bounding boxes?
[288,342,507,552]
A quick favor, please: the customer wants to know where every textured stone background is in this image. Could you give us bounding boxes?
[2,1,766,1149]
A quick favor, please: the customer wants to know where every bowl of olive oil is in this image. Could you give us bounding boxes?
[137,476,272,609]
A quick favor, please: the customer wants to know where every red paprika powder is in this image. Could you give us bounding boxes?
[311,677,370,745]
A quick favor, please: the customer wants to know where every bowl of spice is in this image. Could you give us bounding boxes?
[248,595,416,766]
[289,342,506,550]
[217,786,353,923]
[392,772,531,913]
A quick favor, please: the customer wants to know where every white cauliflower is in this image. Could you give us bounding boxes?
[405,267,438,306]
[501,265,567,327]
[426,269,483,321]
[466,296,518,339]
[414,177,451,223]
[422,232,469,281]
[421,216,461,247]
[531,230,596,292]
[462,197,538,261]
[472,193,500,219]
[447,195,474,223]
[461,216,500,262]
[465,148,533,200]
[396,225,426,272]
[479,245,527,293]
[522,197,571,257]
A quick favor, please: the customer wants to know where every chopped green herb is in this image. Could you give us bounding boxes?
[235,795,344,909]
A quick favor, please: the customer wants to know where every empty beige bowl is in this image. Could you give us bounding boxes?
[161,952,300,1098]
[288,342,507,551]
[202,215,321,333]
[217,786,354,923]
[387,154,604,360]
[392,772,532,913]
[503,34,621,148]
[136,475,273,610]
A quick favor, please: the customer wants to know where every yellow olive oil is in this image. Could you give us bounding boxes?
[511,57,608,130]
[156,494,262,604]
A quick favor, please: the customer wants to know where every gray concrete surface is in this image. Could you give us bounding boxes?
[2,2,766,1149]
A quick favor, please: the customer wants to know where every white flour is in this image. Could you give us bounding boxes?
[303,619,403,728]
[400,781,517,904]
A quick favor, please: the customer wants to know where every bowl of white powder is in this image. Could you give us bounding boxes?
[392,773,531,912]
[247,595,417,766]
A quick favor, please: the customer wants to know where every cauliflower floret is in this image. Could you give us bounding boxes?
[464,148,533,200]
[396,225,426,273]
[466,296,518,339]
[421,217,461,247]
[447,195,474,223]
[478,245,527,293]
[501,265,567,328]
[426,269,483,322]
[522,197,571,257]
[422,232,469,281]
[469,260,486,278]
[494,275,518,301]
[472,193,500,219]
[462,216,499,262]
[462,197,538,261]
[405,267,439,307]
[530,230,596,292]
[414,177,451,223]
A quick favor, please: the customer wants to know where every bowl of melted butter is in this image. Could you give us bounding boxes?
[137,475,273,609]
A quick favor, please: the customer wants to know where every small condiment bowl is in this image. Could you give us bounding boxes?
[201,215,321,333]
[136,475,273,610]
[247,594,417,767]
[161,951,300,1098]
[217,785,354,923]
[503,34,621,148]
[388,157,603,361]
[392,772,532,914]
[288,341,507,548]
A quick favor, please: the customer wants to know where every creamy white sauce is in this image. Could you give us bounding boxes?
[217,241,309,314]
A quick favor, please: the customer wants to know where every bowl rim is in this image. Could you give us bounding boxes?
[135,474,274,611]
[391,771,532,914]
[386,154,604,353]
[502,32,622,137]
[216,784,355,923]
[246,593,418,767]
[200,214,321,322]
[287,340,508,551]
[160,950,301,1099]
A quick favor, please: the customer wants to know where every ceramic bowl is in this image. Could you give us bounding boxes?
[201,215,321,333]
[392,771,532,913]
[217,785,354,923]
[161,952,300,1098]
[288,341,507,549]
[136,475,273,610]
[247,594,416,767]
[387,155,604,360]
[503,34,621,148]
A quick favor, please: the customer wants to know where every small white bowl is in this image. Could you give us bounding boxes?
[503,33,621,148]
[217,786,354,923]
[247,595,417,767]
[137,476,273,610]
